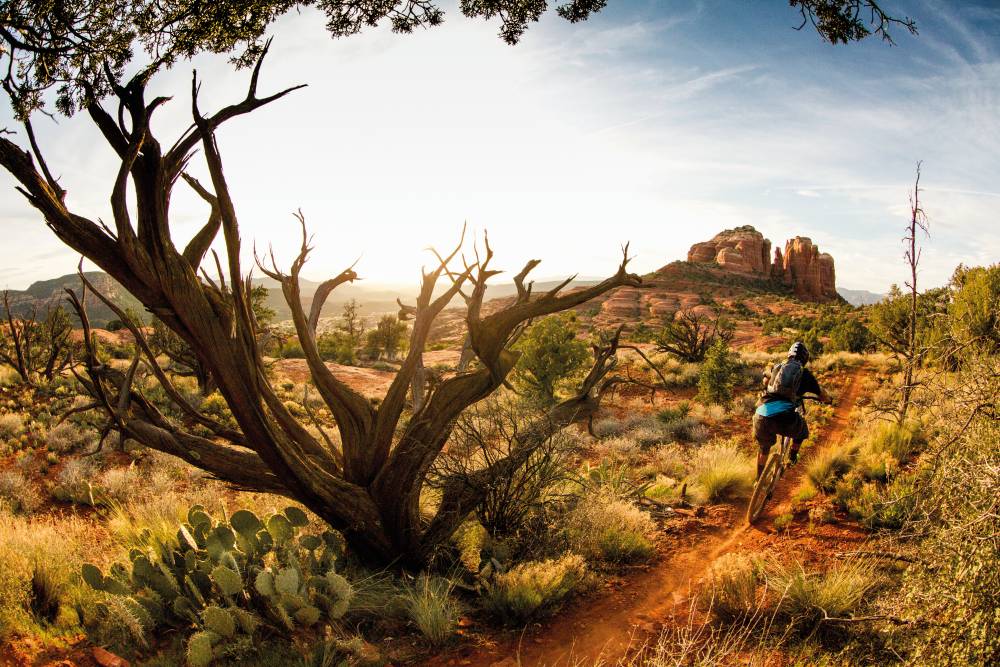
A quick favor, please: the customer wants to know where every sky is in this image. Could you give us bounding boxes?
[1,0,998,294]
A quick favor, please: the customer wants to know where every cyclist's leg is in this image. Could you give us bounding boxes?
[752,413,777,478]
[787,414,810,463]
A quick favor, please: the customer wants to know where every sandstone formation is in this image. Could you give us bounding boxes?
[774,237,837,301]
[686,225,771,275]
[687,226,837,302]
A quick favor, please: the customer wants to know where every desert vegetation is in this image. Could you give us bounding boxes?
[0,1,993,666]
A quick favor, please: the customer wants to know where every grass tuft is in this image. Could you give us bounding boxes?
[401,575,460,647]
[482,554,588,625]
[805,443,856,493]
[565,493,655,563]
[687,440,755,503]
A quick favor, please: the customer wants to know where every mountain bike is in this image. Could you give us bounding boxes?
[746,395,820,524]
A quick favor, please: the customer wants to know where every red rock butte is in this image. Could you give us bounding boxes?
[686,225,837,302]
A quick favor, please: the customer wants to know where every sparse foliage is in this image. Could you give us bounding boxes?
[0,293,73,386]
[655,309,734,363]
[364,314,408,361]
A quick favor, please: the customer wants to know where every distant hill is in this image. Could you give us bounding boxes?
[837,287,884,306]
[3,272,142,328]
[254,276,603,321]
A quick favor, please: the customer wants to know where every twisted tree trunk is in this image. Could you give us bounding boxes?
[0,48,641,567]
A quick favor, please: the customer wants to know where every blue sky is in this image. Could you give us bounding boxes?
[1,0,998,293]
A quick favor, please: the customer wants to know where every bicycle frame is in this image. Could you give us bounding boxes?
[746,395,819,525]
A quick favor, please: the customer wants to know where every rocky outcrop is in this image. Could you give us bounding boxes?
[686,225,771,275]
[688,226,837,302]
[776,237,837,301]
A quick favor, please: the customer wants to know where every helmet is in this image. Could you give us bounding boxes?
[788,341,809,364]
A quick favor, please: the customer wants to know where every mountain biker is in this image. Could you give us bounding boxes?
[752,341,832,478]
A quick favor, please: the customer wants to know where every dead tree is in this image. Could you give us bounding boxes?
[0,49,640,567]
[899,163,929,422]
[0,291,73,386]
[654,308,734,362]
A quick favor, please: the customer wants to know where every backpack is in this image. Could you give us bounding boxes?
[766,359,803,401]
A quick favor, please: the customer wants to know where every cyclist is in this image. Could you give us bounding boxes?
[752,341,832,478]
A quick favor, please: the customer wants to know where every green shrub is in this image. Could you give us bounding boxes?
[199,392,237,428]
[645,475,684,503]
[512,312,590,404]
[278,340,305,359]
[807,503,835,527]
[565,493,655,563]
[482,554,587,625]
[806,443,856,493]
[828,319,872,353]
[687,440,755,503]
[656,401,691,424]
[863,421,924,462]
[791,480,819,508]
[846,471,919,530]
[833,470,864,510]
[697,339,738,405]
[401,575,459,647]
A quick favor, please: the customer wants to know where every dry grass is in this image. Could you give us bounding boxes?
[481,554,588,625]
[0,509,96,638]
[687,440,755,503]
[805,443,857,493]
[701,553,763,622]
[766,559,877,625]
[565,493,656,563]
[400,575,460,646]
[0,470,41,514]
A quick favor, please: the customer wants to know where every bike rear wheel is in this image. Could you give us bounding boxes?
[747,450,783,524]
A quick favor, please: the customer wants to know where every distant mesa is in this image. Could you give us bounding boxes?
[686,225,838,302]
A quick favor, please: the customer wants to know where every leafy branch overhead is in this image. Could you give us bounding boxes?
[1,0,916,116]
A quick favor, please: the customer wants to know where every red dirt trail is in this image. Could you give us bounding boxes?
[432,367,867,667]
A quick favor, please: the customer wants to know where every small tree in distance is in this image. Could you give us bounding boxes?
[365,314,408,361]
[513,312,590,405]
[339,298,366,346]
[697,338,738,405]
[829,318,872,353]
[0,293,73,386]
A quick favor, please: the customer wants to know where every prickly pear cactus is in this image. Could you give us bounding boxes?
[80,504,351,664]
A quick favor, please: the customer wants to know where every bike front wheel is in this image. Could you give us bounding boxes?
[747,452,783,524]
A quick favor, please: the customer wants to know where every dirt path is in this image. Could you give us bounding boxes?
[434,367,867,667]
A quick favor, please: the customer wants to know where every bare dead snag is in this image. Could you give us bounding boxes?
[0,290,73,386]
[0,52,641,567]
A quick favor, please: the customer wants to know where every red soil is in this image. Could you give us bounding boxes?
[428,367,868,667]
